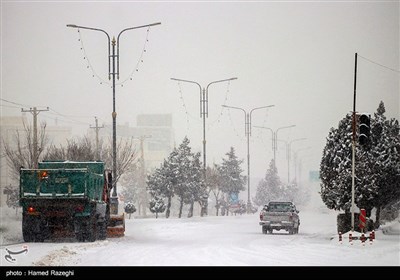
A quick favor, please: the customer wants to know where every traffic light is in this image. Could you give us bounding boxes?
[358,113,370,145]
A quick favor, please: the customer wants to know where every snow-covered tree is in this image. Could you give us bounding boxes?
[320,112,360,212]
[124,202,136,219]
[120,165,140,213]
[184,152,206,218]
[147,158,175,218]
[218,147,246,200]
[146,136,205,218]
[206,164,223,216]
[254,159,284,206]
[368,102,400,224]
[170,137,205,218]
[149,196,166,218]
[320,101,400,224]
[282,181,301,205]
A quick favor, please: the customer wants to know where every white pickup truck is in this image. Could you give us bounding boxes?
[259,201,300,234]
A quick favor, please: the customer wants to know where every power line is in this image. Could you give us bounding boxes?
[46,108,92,126]
[358,54,400,74]
[0,98,30,107]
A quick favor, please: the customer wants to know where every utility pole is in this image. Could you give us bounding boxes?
[21,106,49,168]
[90,116,104,160]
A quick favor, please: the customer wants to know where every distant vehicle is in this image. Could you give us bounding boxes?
[259,201,300,234]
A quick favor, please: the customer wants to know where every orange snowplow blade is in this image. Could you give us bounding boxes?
[107,214,125,238]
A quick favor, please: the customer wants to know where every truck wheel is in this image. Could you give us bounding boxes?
[74,217,86,242]
[262,226,268,234]
[84,216,96,242]
[288,228,294,235]
[98,220,107,240]
[22,215,35,242]
[268,229,273,234]
[22,214,43,242]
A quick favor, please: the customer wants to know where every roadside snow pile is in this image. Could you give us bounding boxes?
[381,220,400,235]
[32,246,77,266]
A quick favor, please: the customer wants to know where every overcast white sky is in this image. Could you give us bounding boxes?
[1,1,399,192]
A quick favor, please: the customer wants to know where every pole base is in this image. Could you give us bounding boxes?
[110,196,119,215]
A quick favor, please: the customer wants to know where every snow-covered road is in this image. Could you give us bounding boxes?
[1,208,399,266]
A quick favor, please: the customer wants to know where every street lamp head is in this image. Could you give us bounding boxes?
[66,24,78,28]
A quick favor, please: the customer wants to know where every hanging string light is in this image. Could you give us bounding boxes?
[78,29,110,86]
[177,82,192,132]
[116,27,151,86]
[226,108,245,142]
[255,108,270,149]
[207,80,231,131]
[76,27,152,87]
[177,82,202,122]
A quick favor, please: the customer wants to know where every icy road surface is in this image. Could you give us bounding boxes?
[1,208,399,266]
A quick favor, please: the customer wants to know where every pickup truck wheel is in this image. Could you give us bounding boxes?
[268,229,273,234]
[262,226,268,234]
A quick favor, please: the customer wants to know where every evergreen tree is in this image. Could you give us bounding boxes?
[368,102,400,224]
[173,137,194,218]
[218,147,246,200]
[149,196,166,218]
[254,159,283,206]
[320,101,400,223]
[124,202,136,219]
[146,136,205,218]
[320,114,354,212]
[282,180,302,205]
[147,158,175,218]
[184,152,205,218]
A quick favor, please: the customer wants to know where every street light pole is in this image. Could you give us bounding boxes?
[222,104,274,213]
[254,125,295,170]
[293,146,311,185]
[287,138,306,184]
[170,77,237,180]
[67,22,161,214]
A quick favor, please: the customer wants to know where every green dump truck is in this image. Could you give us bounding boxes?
[19,161,119,242]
